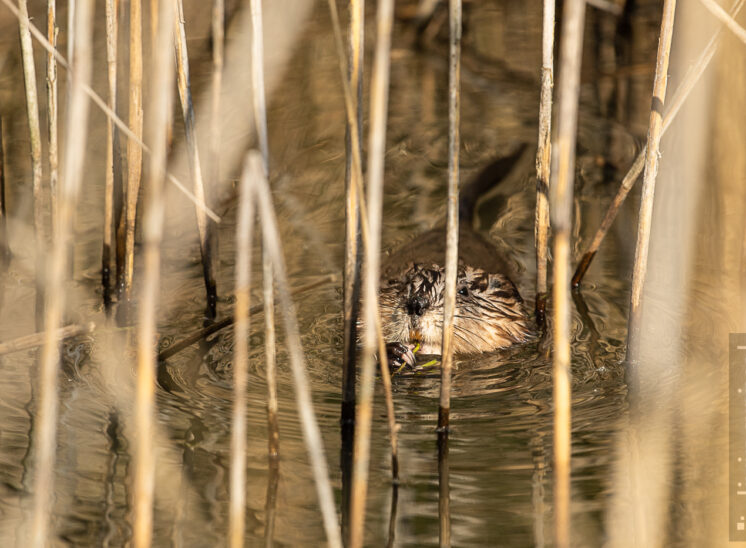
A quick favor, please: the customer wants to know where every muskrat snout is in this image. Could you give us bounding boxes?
[406,296,427,316]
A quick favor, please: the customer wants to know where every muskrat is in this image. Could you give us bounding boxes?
[379,145,532,368]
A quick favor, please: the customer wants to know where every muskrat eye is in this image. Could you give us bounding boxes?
[458,286,469,297]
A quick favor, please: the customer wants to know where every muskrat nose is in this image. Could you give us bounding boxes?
[406,297,426,316]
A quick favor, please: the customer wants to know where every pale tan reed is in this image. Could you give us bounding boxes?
[30,0,94,544]
[350,0,394,546]
[17,0,45,327]
[230,155,255,548]
[534,0,555,325]
[103,0,118,307]
[628,0,677,356]
[47,0,58,230]
[250,150,342,548]
[133,0,176,545]
[550,0,586,545]
[0,322,95,356]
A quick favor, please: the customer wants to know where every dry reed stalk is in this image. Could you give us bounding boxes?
[210,0,224,292]
[572,0,744,289]
[174,0,218,320]
[103,0,118,311]
[230,151,255,548]
[122,0,143,311]
[342,0,364,431]
[250,150,342,548]
[46,0,58,230]
[133,0,176,544]
[18,0,45,328]
[0,117,8,266]
[627,0,677,357]
[0,0,222,225]
[0,321,95,356]
[327,0,400,485]
[30,0,94,544]
[248,0,280,464]
[534,0,555,327]
[550,0,586,545]
[350,0,394,545]
[437,0,461,436]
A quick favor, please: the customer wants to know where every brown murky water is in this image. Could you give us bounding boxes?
[2,0,738,546]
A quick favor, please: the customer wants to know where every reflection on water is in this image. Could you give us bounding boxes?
[1,0,722,545]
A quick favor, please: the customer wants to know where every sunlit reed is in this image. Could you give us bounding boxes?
[46,0,58,230]
[17,0,44,328]
[627,0,677,359]
[550,0,586,545]
[103,0,118,311]
[700,0,746,42]
[174,0,218,320]
[122,0,143,311]
[0,117,8,266]
[534,0,555,327]
[133,0,176,544]
[251,150,342,548]
[30,0,94,544]
[350,0,394,545]
[0,321,95,356]
[342,0,364,429]
[230,153,255,548]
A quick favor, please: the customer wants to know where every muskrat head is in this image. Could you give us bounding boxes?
[379,264,532,354]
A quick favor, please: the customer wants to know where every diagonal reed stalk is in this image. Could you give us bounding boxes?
[571,0,744,289]
[349,0,395,545]
[133,0,176,544]
[534,0,555,328]
[30,0,94,544]
[47,0,58,232]
[550,0,586,545]
[0,321,95,356]
[230,151,255,548]
[627,0,677,359]
[249,150,343,548]
[174,0,218,320]
[0,0,220,224]
[103,0,119,312]
[18,0,45,329]
[121,0,143,312]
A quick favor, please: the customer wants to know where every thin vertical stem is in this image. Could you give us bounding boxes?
[30,0,94,545]
[341,1,363,539]
[18,0,45,328]
[47,0,58,231]
[133,0,175,544]
[174,0,218,320]
[251,151,342,548]
[627,0,677,358]
[230,155,255,548]
[437,431,451,548]
[210,0,224,240]
[350,0,394,546]
[0,118,9,266]
[103,0,119,312]
[263,248,279,459]
[534,0,555,328]
[550,0,586,546]
[437,0,461,434]
[122,0,143,312]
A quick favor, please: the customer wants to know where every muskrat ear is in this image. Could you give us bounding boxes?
[488,274,506,289]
